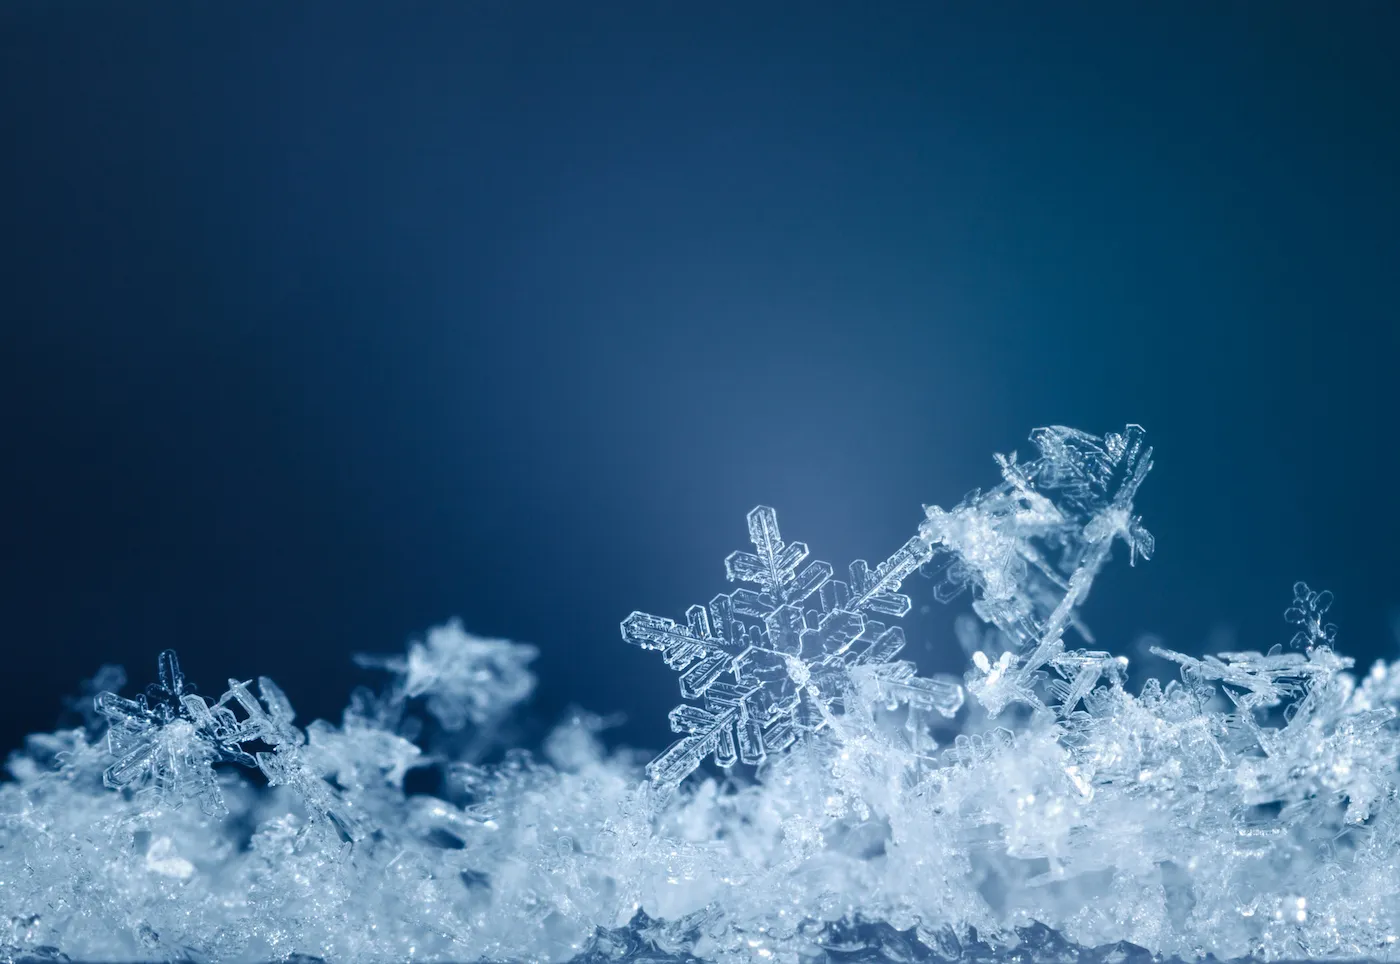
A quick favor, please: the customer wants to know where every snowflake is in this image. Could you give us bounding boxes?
[621,506,960,788]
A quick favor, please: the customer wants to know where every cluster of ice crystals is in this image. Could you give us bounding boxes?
[919,425,1153,718]
[5,424,1400,964]
[93,649,342,826]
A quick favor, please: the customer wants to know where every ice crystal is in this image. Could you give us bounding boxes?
[355,619,538,731]
[5,423,1400,964]
[1286,580,1339,650]
[92,648,367,838]
[621,505,959,788]
[920,424,1152,717]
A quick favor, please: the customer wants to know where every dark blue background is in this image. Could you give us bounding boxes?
[2,2,1396,755]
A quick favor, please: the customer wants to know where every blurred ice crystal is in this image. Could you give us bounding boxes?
[8,423,1400,964]
[355,618,538,731]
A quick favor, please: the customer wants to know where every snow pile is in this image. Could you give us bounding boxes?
[4,426,1395,963]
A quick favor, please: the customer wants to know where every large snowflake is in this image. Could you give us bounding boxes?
[621,506,962,788]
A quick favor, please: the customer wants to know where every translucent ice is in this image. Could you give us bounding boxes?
[3,424,1398,964]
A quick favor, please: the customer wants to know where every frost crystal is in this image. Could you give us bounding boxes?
[621,505,960,787]
[7,423,1400,964]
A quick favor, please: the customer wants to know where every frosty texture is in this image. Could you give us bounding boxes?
[3,424,1396,964]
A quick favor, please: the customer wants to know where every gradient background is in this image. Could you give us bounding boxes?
[2,3,1396,757]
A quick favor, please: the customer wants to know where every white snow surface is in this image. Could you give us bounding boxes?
[3,426,1396,964]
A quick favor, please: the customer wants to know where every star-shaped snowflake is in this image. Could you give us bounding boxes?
[622,506,949,787]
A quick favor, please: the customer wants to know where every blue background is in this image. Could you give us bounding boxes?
[2,2,1396,755]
